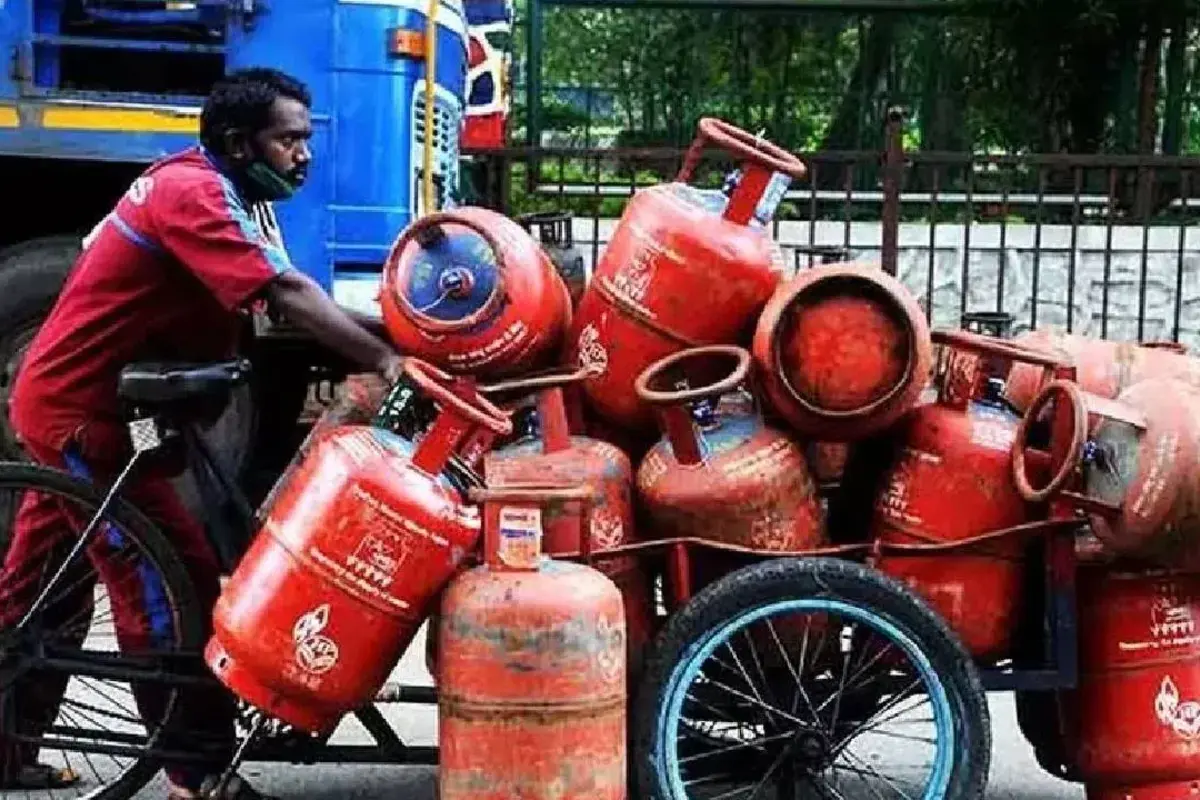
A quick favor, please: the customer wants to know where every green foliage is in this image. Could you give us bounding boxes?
[510,0,1200,157]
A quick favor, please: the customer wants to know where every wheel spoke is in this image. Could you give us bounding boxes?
[815,638,895,716]
[841,746,920,800]
[679,730,795,764]
[0,470,198,800]
[645,561,988,800]
[699,676,809,728]
[762,616,822,727]
[834,685,928,752]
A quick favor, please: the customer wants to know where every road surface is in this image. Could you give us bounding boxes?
[127,623,1086,799]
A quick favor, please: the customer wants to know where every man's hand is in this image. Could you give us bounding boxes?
[379,353,407,385]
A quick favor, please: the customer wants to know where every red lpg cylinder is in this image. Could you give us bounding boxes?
[480,367,654,678]
[871,330,1069,660]
[1067,567,1200,798]
[1005,329,1200,413]
[635,345,825,588]
[565,117,803,433]
[1014,378,1200,569]
[753,261,933,441]
[205,360,513,734]
[438,485,627,799]
[256,373,391,519]
[380,207,572,380]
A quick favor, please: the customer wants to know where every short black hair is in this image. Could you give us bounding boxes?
[200,67,312,155]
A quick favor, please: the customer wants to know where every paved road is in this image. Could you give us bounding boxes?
[126,623,1086,800]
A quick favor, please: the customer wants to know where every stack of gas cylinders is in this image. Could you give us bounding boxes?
[198,114,1200,799]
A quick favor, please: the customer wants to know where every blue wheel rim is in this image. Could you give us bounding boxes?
[653,597,957,799]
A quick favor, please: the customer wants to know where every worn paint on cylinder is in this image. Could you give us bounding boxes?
[638,395,826,599]
[1066,568,1200,797]
[1005,330,1200,415]
[753,263,932,441]
[438,559,627,799]
[871,331,1063,660]
[871,399,1048,660]
[1075,379,1200,567]
[486,436,653,678]
[565,120,797,434]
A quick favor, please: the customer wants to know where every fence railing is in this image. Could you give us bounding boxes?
[462,120,1200,348]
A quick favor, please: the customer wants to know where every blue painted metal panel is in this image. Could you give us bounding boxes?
[0,125,197,162]
[329,1,466,270]
[0,0,469,297]
[34,0,63,88]
[0,4,22,99]
[463,1,512,24]
[225,0,335,289]
[79,0,226,27]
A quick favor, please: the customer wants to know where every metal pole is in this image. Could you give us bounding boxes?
[525,0,544,198]
[881,106,905,277]
[527,0,543,148]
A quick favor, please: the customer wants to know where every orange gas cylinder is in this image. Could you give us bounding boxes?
[1015,378,1200,569]
[565,117,802,433]
[870,330,1070,660]
[256,373,391,520]
[438,484,627,799]
[204,360,513,734]
[380,207,571,380]
[479,367,654,679]
[1066,566,1200,798]
[752,261,933,441]
[1005,329,1200,413]
[635,345,825,586]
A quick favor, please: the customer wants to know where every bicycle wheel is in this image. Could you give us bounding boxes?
[632,557,992,800]
[0,462,207,800]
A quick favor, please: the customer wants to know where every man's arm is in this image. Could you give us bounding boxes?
[341,306,390,340]
[264,270,405,382]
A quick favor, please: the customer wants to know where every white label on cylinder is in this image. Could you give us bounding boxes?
[498,506,542,569]
[754,171,793,225]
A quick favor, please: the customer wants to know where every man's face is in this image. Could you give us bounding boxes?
[252,96,313,188]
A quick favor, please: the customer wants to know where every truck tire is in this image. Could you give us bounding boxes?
[0,236,258,552]
[0,235,81,459]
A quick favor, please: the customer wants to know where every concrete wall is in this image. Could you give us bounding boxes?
[570,218,1200,348]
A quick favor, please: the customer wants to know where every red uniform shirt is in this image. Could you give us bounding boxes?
[10,146,293,455]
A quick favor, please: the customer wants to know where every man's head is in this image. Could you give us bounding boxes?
[200,68,313,202]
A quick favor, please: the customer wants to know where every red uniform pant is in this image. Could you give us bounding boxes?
[0,429,235,788]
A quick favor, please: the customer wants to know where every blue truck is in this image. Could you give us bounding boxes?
[0,0,473,489]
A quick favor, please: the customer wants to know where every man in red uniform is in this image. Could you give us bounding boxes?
[1,68,404,798]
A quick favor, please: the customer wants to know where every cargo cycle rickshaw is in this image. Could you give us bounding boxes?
[0,341,1086,800]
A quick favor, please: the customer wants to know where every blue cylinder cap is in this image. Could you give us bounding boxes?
[400,226,501,326]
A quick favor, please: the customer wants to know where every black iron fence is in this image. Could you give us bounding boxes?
[462,118,1200,348]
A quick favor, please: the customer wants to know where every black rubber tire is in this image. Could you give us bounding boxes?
[632,556,993,800]
[1014,690,1082,783]
[0,460,205,800]
[0,236,82,460]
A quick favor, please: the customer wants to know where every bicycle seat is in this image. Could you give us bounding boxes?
[118,360,251,408]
